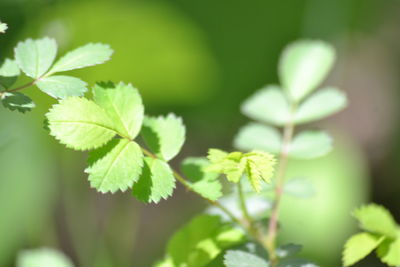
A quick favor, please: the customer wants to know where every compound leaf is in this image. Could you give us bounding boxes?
[279,40,335,102]
[224,250,268,267]
[343,232,384,266]
[85,139,143,193]
[46,97,117,150]
[132,157,175,203]
[15,38,57,78]
[1,92,35,113]
[36,75,87,99]
[141,114,185,161]
[17,248,74,267]
[49,43,113,73]
[93,82,144,139]
[289,130,332,159]
[241,85,290,126]
[181,157,222,201]
[0,59,20,90]
[234,123,282,154]
[295,87,347,124]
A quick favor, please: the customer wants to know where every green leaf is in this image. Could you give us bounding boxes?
[284,178,315,198]
[1,92,35,113]
[0,59,20,90]
[93,82,144,139]
[342,232,384,266]
[85,139,143,193]
[279,40,335,102]
[234,123,281,154]
[276,243,302,258]
[295,87,347,124]
[241,85,290,126]
[377,238,400,266]
[36,75,87,99]
[166,215,245,267]
[289,130,332,159]
[278,259,319,267]
[245,151,276,192]
[353,204,398,237]
[17,248,74,267]
[141,113,185,161]
[132,157,175,203]
[224,250,268,267]
[0,22,7,33]
[15,38,57,78]
[46,97,117,150]
[49,43,113,73]
[181,157,222,201]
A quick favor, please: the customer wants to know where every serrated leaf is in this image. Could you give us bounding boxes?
[295,87,347,124]
[279,40,335,102]
[342,232,384,266]
[284,178,315,198]
[132,157,175,203]
[0,22,7,33]
[46,97,117,150]
[353,204,398,237]
[241,85,291,126]
[276,243,302,259]
[141,113,185,161]
[289,131,332,159]
[17,248,74,267]
[1,92,35,113]
[245,151,276,192]
[234,123,282,154]
[36,75,87,99]
[93,82,144,139]
[224,250,268,267]
[167,215,245,267]
[85,139,143,193]
[15,38,57,78]
[181,157,222,201]
[377,238,400,266]
[0,59,20,90]
[49,43,113,73]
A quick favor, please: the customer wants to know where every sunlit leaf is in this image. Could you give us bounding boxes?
[224,250,268,267]
[0,22,7,33]
[17,248,74,267]
[0,59,20,90]
[289,131,332,159]
[36,75,87,99]
[342,232,384,266]
[1,92,35,113]
[377,238,400,266]
[234,123,281,154]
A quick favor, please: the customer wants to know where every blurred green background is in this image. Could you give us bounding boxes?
[1,0,399,266]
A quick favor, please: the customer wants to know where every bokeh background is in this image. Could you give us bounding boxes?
[1,0,399,266]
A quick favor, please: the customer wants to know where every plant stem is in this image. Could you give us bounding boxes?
[8,79,37,92]
[265,109,295,267]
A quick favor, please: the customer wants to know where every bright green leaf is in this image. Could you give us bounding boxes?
[15,38,57,78]
[181,157,222,201]
[245,151,276,192]
[377,238,400,266]
[234,123,282,154]
[342,232,384,266]
[295,87,347,124]
[132,157,175,203]
[85,139,143,193]
[289,130,332,159]
[46,97,117,150]
[93,82,144,139]
[279,40,335,102]
[49,43,113,74]
[17,248,74,267]
[1,92,35,113]
[284,178,315,198]
[36,75,87,99]
[0,59,20,90]
[353,204,398,237]
[241,85,290,126]
[0,22,7,33]
[224,250,268,267]
[141,114,185,161]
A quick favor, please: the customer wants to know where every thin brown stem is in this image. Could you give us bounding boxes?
[8,79,37,92]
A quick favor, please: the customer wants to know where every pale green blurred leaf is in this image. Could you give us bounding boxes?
[17,248,74,267]
[93,82,144,139]
[279,40,335,102]
[15,38,57,78]
[284,178,315,198]
[295,87,347,124]
[141,113,185,161]
[234,123,281,154]
[49,43,113,73]
[0,22,7,33]
[46,97,116,150]
[36,75,87,99]
[224,250,268,267]
[342,233,384,266]
[0,59,20,90]
[85,139,143,193]
[132,157,175,203]
[377,238,400,266]
[1,92,35,113]
[276,243,302,258]
[241,85,290,126]
[181,157,222,201]
[289,131,332,159]
[278,259,319,267]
